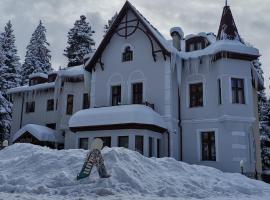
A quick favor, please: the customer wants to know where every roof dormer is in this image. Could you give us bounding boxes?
[185,33,211,52]
[48,71,58,83]
[29,73,48,86]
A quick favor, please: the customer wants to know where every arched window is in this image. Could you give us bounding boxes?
[122,46,133,62]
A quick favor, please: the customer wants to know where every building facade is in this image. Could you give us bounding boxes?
[9,2,263,176]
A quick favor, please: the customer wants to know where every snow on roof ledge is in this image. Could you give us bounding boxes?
[12,124,57,143]
[69,105,167,131]
[180,40,259,59]
[7,82,55,94]
[29,72,48,79]
[58,65,84,77]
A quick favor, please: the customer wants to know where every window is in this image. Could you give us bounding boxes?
[122,46,133,62]
[47,99,54,111]
[82,93,90,109]
[231,78,245,104]
[66,95,74,115]
[218,79,222,105]
[26,102,35,113]
[201,132,216,161]
[149,137,153,157]
[197,42,202,50]
[135,136,144,155]
[157,139,161,158]
[189,83,203,107]
[79,138,88,150]
[189,44,195,51]
[46,123,56,130]
[118,136,129,148]
[132,83,143,104]
[96,137,111,148]
[111,85,121,106]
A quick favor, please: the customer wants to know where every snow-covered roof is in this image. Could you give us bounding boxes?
[69,104,167,131]
[7,82,55,94]
[12,124,57,143]
[29,72,48,79]
[180,40,259,60]
[58,65,84,77]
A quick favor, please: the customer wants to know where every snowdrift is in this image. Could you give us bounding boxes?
[0,144,270,199]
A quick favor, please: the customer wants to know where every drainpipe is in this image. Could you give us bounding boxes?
[19,93,25,129]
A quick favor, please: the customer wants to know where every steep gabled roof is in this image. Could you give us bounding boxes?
[85,1,171,72]
[217,5,242,42]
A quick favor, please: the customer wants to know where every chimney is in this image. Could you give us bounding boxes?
[170,27,184,51]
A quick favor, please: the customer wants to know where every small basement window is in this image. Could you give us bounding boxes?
[122,46,133,62]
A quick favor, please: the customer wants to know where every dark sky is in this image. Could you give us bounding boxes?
[0,0,269,93]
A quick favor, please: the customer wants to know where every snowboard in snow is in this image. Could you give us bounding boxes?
[77,139,110,180]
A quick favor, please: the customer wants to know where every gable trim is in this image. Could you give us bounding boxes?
[85,1,171,72]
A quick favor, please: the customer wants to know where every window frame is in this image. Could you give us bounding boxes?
[231,78,245,104]
[135,136,144,155]
[111,85,121,106]
[122,46,133,62]
[46,99,54,111]
[149,137,154,157]
[218,79,222,105]
[66,94,74,115]
[132,82,143,104]
[95,137,111,148]
[25,101,35,113]
[79,138,89,150]
[189,82,204,108]
[201,131,216,161]
[46,123,56,130]
[82,93,90,109]
[197,128,218,162]
[118,136,129,148]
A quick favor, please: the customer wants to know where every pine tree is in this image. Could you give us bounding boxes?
[22,20,52,84]
[0,21,21,91]
[64,15,95,67]
[104,13,118,33]
[0,91,12,144]
[254,60,270,171]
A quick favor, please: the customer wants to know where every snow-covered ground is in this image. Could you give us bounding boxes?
[0,144,269,200]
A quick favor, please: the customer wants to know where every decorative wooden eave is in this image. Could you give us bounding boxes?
[85,1,171,72]
[213,51,259,62]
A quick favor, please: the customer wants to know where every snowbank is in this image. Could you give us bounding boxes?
[0,144,269,200]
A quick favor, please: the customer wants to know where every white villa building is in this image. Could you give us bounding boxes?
[8,1,263,176]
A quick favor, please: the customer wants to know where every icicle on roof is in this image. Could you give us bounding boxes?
[217,3,242,42]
